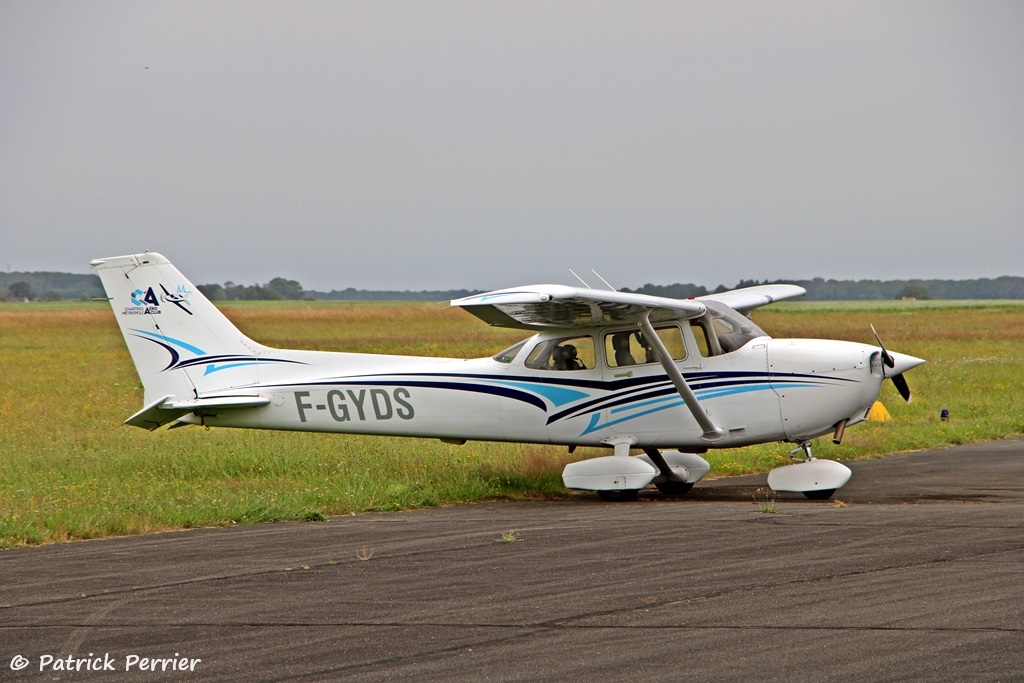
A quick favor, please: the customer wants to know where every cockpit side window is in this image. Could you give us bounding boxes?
[605,326,686,368]
[690,320,714,357]
[525,335,595,371]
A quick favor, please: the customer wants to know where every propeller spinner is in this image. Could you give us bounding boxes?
[870,324,923,402]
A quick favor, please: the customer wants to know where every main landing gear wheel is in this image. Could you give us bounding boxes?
[655,481,694,495]
[803,489,836,500]
[598,489,640,502]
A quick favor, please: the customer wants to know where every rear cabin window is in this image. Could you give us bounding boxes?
[525,336,596,371]
[492,339,528,364]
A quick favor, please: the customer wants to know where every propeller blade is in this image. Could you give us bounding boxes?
[891,373,912,403]
[870,324,895,368]
[871,324,915,402]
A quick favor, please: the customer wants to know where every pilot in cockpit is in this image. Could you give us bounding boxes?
[552,344,585,370]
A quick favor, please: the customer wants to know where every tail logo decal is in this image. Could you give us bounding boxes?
[124,284,193,316]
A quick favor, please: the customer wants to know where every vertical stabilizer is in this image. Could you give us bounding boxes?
[91,252,269,407]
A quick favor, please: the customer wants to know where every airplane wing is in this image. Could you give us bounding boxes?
[700,284,806,315]
[453,283,807,443]
[451,285,707,329]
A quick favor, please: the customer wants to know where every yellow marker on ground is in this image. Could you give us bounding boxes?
[868,401,892,422]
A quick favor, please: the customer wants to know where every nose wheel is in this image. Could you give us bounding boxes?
[767,440,851,500]
[791,441,836,499]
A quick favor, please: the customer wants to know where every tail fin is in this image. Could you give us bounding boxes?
[92,253,272,426]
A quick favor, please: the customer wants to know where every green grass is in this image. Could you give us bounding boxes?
[2,299,1024,548]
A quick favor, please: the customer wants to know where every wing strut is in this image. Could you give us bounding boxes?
[636,312,726,442]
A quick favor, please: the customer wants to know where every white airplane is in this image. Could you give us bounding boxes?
[92,252,924,501]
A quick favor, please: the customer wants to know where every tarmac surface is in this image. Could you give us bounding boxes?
[3,439,1024,682]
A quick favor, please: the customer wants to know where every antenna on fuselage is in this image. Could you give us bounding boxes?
[567,268,592,288]
[590,269,616,291]
[568,268,617,291]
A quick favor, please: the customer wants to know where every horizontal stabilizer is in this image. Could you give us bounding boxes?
[125,395,270,430]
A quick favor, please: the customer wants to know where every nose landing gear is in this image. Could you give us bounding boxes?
[767,440,851,500]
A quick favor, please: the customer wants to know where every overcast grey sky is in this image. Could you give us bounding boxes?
[2,1,1021,291]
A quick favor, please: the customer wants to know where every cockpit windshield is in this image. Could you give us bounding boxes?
[693,302,768,355]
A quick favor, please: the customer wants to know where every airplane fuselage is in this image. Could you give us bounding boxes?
[177,330,887,451]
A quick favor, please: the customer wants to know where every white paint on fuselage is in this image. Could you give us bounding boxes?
[189,329,885,452]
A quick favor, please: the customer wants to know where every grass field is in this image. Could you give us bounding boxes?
[2,299,1024,548]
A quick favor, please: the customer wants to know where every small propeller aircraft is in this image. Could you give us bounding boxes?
[92,252,924,501]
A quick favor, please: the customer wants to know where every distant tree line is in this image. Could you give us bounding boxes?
[0,272,104,301]
[625,276,1024,301]
[196,277,305,301]
[5,270,1024,302]
[308,287,478,302]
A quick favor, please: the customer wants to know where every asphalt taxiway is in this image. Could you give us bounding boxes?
[3,439,1024,682]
